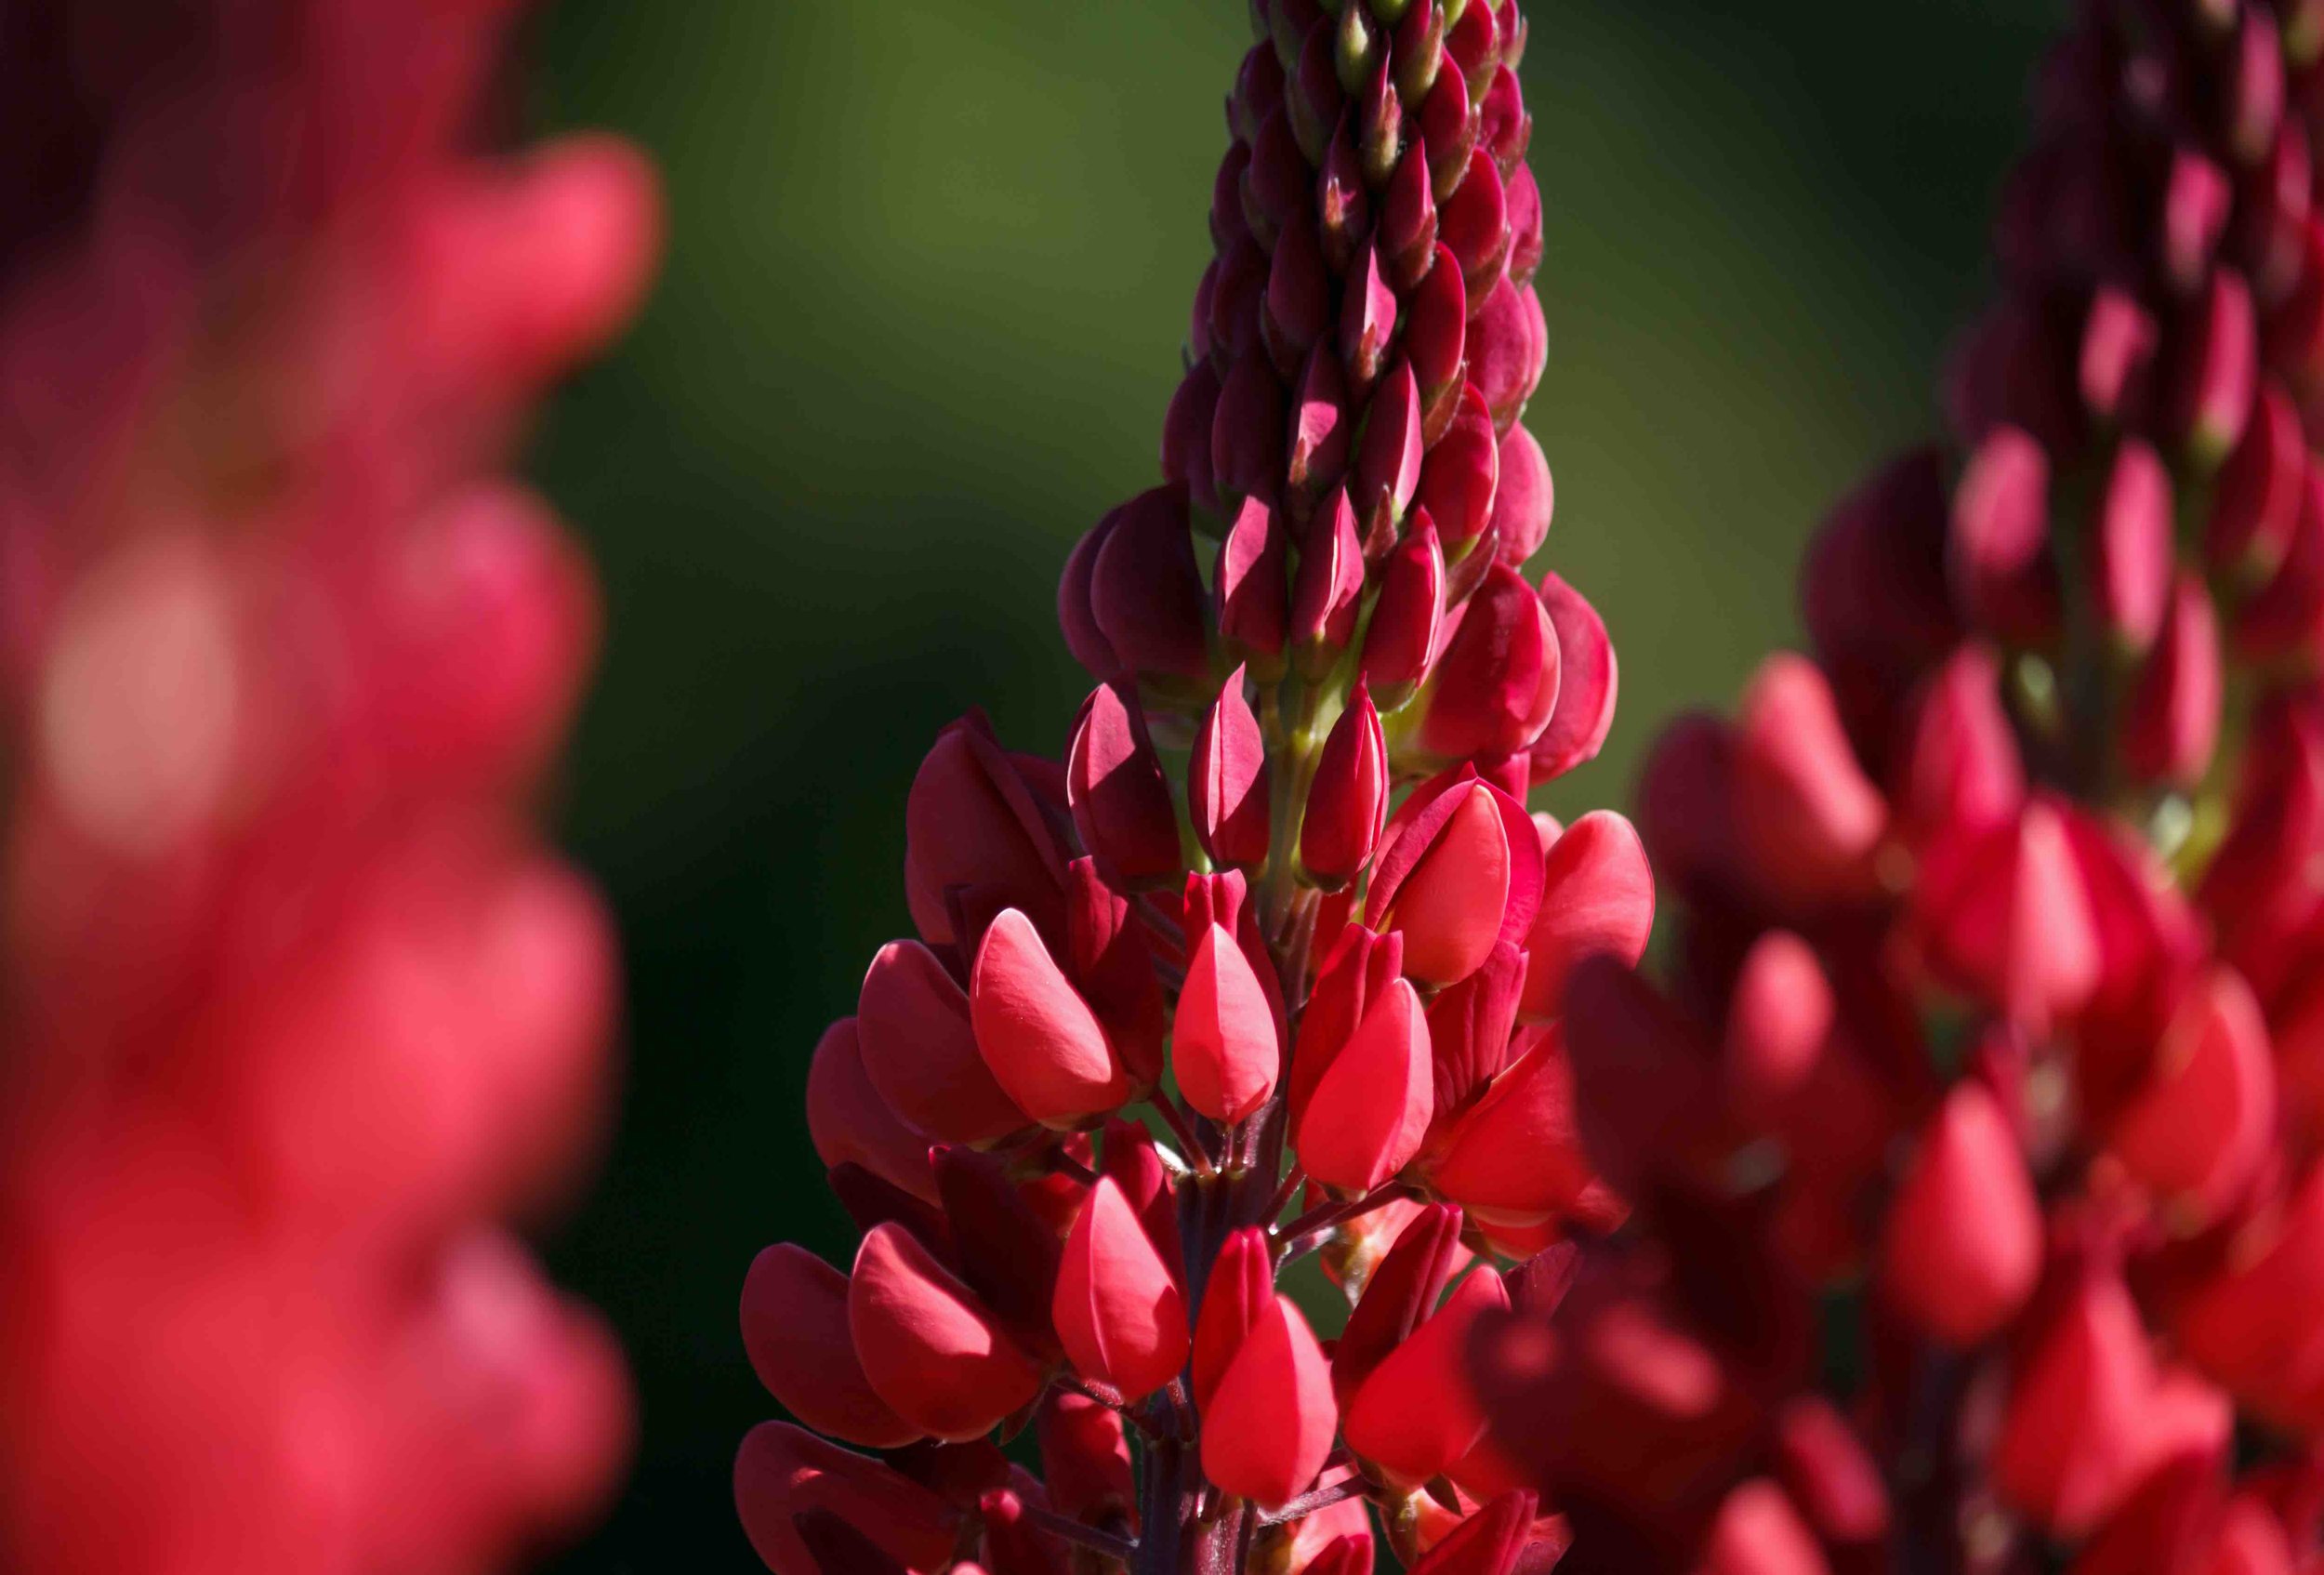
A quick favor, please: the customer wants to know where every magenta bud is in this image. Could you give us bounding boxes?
[1233,46,1287,149]
[1218,495,1291,675]
[1426,937,1526,1116]
[1407,242,1471,412]
[1301,681,1391,889]
[1912,796,2101,1036]
[1213,144,1254,257]
[1517,810,1654,1024]
[1067,858,1167,1091]
[808,1019,939,1206]
[849,1223,1045,1443]
[1288,343,1353,511]
[1333,1203,1465,1406]
[1288,21,1345,166]
[2229,7,2285,162]
[1244,110,1309,254]
[1440,146,1511,301]
[1191,1228,1274,1411]
[1479,65,1531,175]
[1360,512,1447,704]
[1468,277,1546,433]
[1393,0,1446,103]
[1053,1176,1190,1402]
[1420,58,1477,196]
[1492,421,1553,565]
[1270,0,1324,69]
[1367,774,1544,987]
[1290,920,1406,1123]
[859,941,1027,1145]
[2091,438,2173,653]
[1192,666,1273,869]
[2080,286,2159,425]
[1210,237,1268,366]
[1353,362,1427,546]
[1732,653,1888,908]
[1894,646,2024,844]
[1949,424,2061,646]
[2206,384,2304,584]
[1357,54,1403,188]
[2163,150,2232,292]
[1213,352,1289,509]
[971,909,1132,1129]
[2123,574,2224,788]
[1503,162,1543,290]
[2175,270,2258,464]
[1445,0,1499,95]
[1339,243,1399,401]
[1067,680,1184,890]
[1317,120,1371,274]
[1419,384,1500,549]
[1163,361,1223,514]
[1380,140,1442,289]
[1089,487,1212,692]
[1265,214,1333,379]
[1059,514,1122,681]
[1297,974,1434,1192]
[1414,561,1562,765]
[1527,573,1615,784]
[1333,1,1382,95]
[1176,920,1286,1124]
[1292,488,1367,676]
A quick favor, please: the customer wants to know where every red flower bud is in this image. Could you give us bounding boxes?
[734,1423,959,1575]
[1517,811,1654,1024]
[1468,278,1546,431]
[1334,1202,1466,1405]
[1428,939,1526,1117]
[1265,215,1332,379]
[1244,109,1308,251]
[1213,237,1268,365]
[1345,1267,1509,1487]
[1771,1397,1889,1556]
[1354,363,1427,547]
[1218,494,1291,677]
[1527,573,1615,784]
[1504,162,1543,292]
[1036,1391,1134,1530]
[1875,1082,2040,1346]
[1697,1479,1829,1575]
[848,1223,1045,1443]
[1060,516,1123,681]
[1911,797,2101,1035]
[1406,1490,1538,1575]
[2175,1167,2324,1430]
[1721,931,1833,1132]
[970,909,1130,1130]
[1408,243,1470,417]
[1193,1227,1274,1411]
[1289,344,1353,513]
[1992,1272,2183,1537]
[1068,680,1184,889]
[2080,286,2159,425]
[1440,147,1510,301]
[859,941,1027,1145]
[2091,438,2172,653]
[1165,361,1224,513]
[1291,921,1406,1126]
[2176,270,2258,462]
[1340,245,1398,401]
[2104,967,2275,1229]
[1420,1026,1598,1228]
[1301,682,1391,889]
[1201,1295,1339,1509]
[2206,385,2303,585]
[1066,859,1167,1090]
[1414,562,1561,765]
[931,1145,1066,1360]
[904,714,1070,948]
[1054,1176,1191,1402]
[1367,775,1542,987]
[1176,919,1286,1124]
[1893,645,2024,844]
[1215,353,1290,509]
[1420,58,1477,196]
[1318,121,1370,275]
[1232,46,1285,151]
[1480,66,1532,176]
[1949,424,2061,646]
[1361,511,1446,701]
[1419,386,1501,549]
[1731,654,1888,908]
[1293,489,1367,678]
[2162,150,2232,292]
[1492,423,1553,567]
[1296,975,1433,1191]
[1380,139,1441,287]
[808,1018,940,1205]
[1445,0,1499,100]
[2121,574,2223,789]
[1192,668,1272,870]
[744,1245,925,1449]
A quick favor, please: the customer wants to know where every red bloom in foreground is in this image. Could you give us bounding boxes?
[1472,3,2324,1568]
[739,5,1644,1573]
[0,2,657,1570]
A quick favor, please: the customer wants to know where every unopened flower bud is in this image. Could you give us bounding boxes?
[1301,681,1391,889]
[1516,811,1654,1024]
[1440,147,1510,301]
[1875,1082,2040,1347]
[2091,438,2172,653]
[1427,939,1525,1116]
[1290,920,1406,1125]
[1367,774,1540,986]
[849,1223,1045,1444]
[1419,386,1500,549]
[1202,1295,1339,1509]
[1468,277,1546,432]
[1296,975,1433,1191]
[807,1018,940,1205]
[1413,561,1561,765]
[1165,361,1224,513]
[1407,245,1471,418]
[744,1245,925,1449]
[904,714,1071,948]
[1332,1202,1465,1406]
[1218,495,1291,676]
[1420,58,1477,196]
[1193,1228,1274,1410]
[1089,486,1212,692]
[1175,920,1286,1124]
[858,941,1027,1145]
[1730,654,1888,908]
[1492,423,1553,567]
[1380,140,1441,287]
[2121,573,2223,789]
[2205,384,2303,584]
[1193,667,1273,869]
[1037,1392,1134,1529]
[1054,1177,1190,1402]
[1527,574,1615,784]
[1911,797,2101,1036]
[1288,345,1353,514]
[970,909,1130,1129]
[2104,967,2275,1229]
[1503,163,1543,291]
[1354,363,1427,548]
[2174,269,2257,464]
[1344,1267,1508,1486]
[1892,645,2024,844]
[1420,1026,1598,1227]
[1949,424,2061,646]
[1067,680,1183,889]
[1265,215,1333,379]
[1216,354,1290,509]
[734,1423,959,1575]
[1361,512,1446,701]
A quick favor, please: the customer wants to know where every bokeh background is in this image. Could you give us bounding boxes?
[522,2,2061,1567]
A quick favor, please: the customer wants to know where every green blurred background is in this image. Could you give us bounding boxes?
[522,2,2060,1567]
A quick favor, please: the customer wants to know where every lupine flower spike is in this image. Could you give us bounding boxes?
[0,1,658,1569]
[1472,3,2324,1568]
[738,4,1647,1574]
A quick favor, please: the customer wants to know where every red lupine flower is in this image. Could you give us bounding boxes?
[736,5,1635,1573]
[1468,4,2324,1568]
[0,3,654,1569]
